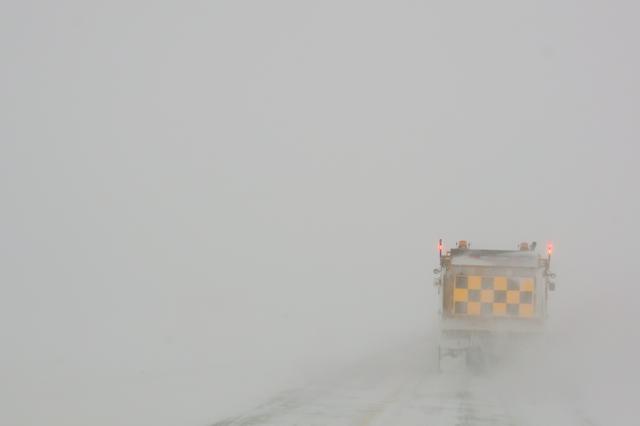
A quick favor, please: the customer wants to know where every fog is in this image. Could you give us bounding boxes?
[1,1,639,425]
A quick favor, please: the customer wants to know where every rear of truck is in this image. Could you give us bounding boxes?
[434,241,556,370]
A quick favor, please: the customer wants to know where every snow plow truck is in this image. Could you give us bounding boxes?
[433,240,556,370]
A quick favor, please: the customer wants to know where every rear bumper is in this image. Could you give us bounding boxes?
[440,317,545,335]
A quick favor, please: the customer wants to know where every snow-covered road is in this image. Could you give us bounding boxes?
[213,337,597,426]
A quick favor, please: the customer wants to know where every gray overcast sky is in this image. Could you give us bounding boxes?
[1,1,639,425]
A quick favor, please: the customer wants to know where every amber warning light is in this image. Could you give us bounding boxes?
[438,239,443,257]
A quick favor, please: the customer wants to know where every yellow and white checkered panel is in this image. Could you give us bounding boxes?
[453,275,535,317]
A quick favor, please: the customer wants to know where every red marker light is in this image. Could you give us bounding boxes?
[438,239,443,256]
[547,242,553,256]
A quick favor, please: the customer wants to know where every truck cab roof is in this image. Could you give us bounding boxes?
[449,249,540,268]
